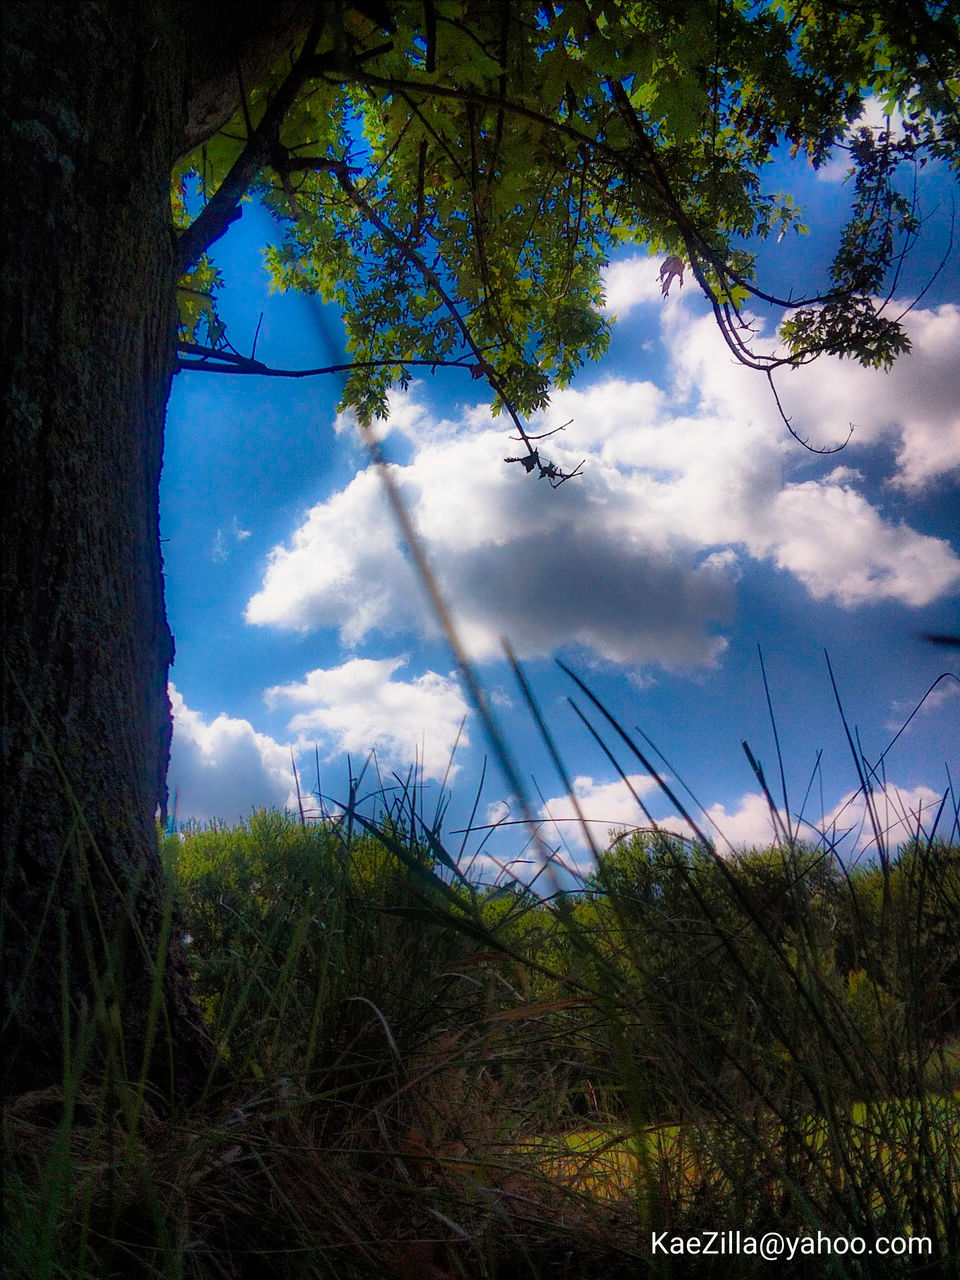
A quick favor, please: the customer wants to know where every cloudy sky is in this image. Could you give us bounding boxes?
[162,139,959,878]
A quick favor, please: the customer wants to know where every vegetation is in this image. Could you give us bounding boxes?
[5,4,959,1273]
[6,0,959,1105]
[177,0,960,453]
[6,741,959,1276]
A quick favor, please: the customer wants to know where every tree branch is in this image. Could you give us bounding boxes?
[175,10,330,276]
[335,66,891,332]
[332,170,526,433]
[331,167,583,485]
[175,342,475,378]
[764,372,854,455]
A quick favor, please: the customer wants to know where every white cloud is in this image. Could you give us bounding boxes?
[680,792,790,851]
[770,304,960,490]
[536,781,800,860]
[247,391,737,668]
[168,656,471,823]
[600,253,675,316]
[245,466,417,642]
[888,676,960,731]
[497,773,951,873]
[555,791,793,854]
[167,683,298,822]
[677,781,951,857]
[763,472,960,606]
[817,783,949,858]
[265,656,470,782]
[664,297,960,491]
[210,515,253,563]
[538,774,662,855]
[461,777,665,883]
[816,97,907,183]
[243,298,960,675]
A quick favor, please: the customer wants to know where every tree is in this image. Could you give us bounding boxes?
[3,1,957,1102]
[1,0,319,1102]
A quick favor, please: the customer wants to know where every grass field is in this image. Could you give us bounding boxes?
[5,763,959,1278]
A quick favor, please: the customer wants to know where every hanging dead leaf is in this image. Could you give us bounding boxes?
[659,255,685,297]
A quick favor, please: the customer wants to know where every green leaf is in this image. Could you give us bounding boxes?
[172,0,955,434]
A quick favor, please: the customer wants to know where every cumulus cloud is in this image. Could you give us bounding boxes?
[243,294,960,676]
[538,773,661,855]
[460,783,651,884]
[466,767,952,883]
[168,656,470,822]
[265,656,470,781]
[665,300,960,490]
[600,253,674,317]
[532,780,798,863]
[816,783,949,858]
[887,675,960,732]
[583,780,949,858]
[247,394,737,668]
[168,684,298,822]
[769,304,960,490]
[245,467,415,640]
[815,97,907,183]
[678,792,790,851]
[763,471,960,606]
[667,781,949,857]
[535,780,798,857]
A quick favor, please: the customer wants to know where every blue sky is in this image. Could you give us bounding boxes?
[162,129,960,877]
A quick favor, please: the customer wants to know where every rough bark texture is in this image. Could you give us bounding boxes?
[1,0,197,1100]
[1,0,314,1103]
[178,1,314,160]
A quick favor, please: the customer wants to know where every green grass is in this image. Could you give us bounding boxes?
[5,694,960,1276]
[538,1087,960,1207]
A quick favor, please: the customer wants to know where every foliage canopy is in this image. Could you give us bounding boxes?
[174,1,959,464]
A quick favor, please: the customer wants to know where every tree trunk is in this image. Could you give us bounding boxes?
[2,1,204,1103]
[3,0,315,1103]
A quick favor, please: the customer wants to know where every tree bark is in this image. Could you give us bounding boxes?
[1,0,313,1103]
[2,0,194,1100]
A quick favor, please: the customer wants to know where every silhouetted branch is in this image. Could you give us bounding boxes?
[765,372,855,455]
[176,342,475,378]
[175,12,331,275]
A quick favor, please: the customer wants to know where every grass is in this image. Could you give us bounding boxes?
[4,668,960,1278]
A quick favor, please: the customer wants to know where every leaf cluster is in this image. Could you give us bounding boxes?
[172,0,960,443]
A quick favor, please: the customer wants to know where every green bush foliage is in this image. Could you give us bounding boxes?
[7,797,959,1277]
